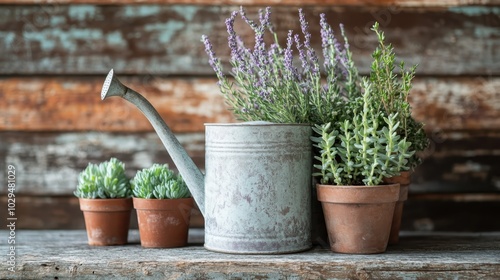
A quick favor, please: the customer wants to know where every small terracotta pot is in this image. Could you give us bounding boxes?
[317,184,399,254]
[383,171,411,244]
[79,198,132,246]
[133,197,194,248]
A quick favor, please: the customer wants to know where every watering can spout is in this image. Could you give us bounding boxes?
[101,69,206,215]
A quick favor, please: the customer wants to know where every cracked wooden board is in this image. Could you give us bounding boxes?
[0,77,498,132]
[0,230,499,279]
[0,5,499,75]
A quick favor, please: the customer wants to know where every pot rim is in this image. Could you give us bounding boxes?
[132,197,194,211]
[79,197,132,212]
[316,183,400,204]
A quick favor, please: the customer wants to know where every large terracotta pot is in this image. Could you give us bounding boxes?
[79,198,132,246]
[316,184,399,254]
[383,171,411,244]
[133,197,194,248]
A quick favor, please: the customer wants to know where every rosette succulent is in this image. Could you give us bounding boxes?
[74,157,132,199]
[132,164,190,199]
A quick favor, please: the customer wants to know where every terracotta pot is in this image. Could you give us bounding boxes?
[79,198,132,246]
[383,171,411,244]
[133,197,194,248]
[317,184,399,254]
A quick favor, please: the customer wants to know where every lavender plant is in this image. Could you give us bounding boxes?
[312,79,414,186]
[132,164,190,199]
[202,7,360,124]
[369,22,428,169]
[74,158,132,199]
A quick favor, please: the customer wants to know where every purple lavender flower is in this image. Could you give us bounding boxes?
[340,23,350,51]
[284,30,296,79]
[320,13,332,67]
[299,9,319,76]
[202,35,224,78]
[201,7,359,124]
[226,11,238,56]
[299,9,311,50]
[239,6,258,30]
[294,34,308,73]
[259,7,272,31]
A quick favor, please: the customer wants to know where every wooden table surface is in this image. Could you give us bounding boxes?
[1,230,499,279]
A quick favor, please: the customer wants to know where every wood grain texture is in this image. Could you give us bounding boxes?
[402,199,500,231]
[413,131,500,193]
[1,0,499,7]
[1,194,498,231]
[1,77,498,132]
[0,131,205,195]
[0,5,499,75]
[0,77,235,132]
[0,230,499,279]
[1,130,499,196]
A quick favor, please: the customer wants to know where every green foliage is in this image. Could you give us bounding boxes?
[74,158,132,199]
[132,164,190,199]
[202,8,361,125]
[369,22,429,169]
[311,80,414,186]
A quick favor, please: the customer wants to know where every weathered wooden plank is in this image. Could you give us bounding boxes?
[402,199,500,231]
[1,130,499,195]
[1,194,498,231]
[1,230,499,279]
[0,196,204,229]
[1,76,498,132]
[1,0,499,7]
[410,77,500,132]
[0,77,235,132]
[0,5,499,75]
[0,131,206,195]
[412,131,500,193]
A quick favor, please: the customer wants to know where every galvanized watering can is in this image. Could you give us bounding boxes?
[101,69,312,254]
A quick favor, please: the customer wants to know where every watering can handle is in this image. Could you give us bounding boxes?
[101,69,206,215]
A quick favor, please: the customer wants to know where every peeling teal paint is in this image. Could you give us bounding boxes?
[106,31,126,46]
[145,21,186,43]
[124,6,161,18]
[23,31,56,51]
[474,26,500,37]
[60,29,103,52]
[2,32,14,48]
[68,5,97,21]
[50,16,66,26]
[448,6,500,16]
[171,6,199,21]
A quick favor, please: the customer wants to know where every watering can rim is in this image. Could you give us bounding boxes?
[204,122,312,127]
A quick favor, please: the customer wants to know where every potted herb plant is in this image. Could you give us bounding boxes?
[312,78,414,254]
[369,22,429,244]
[132,164,193,248]
[74,157,133,246]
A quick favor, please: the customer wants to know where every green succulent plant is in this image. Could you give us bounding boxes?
[312,79,414,186]
[132,164,190,199]
[74,158,132,199]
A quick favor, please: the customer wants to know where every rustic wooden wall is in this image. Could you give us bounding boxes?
[0,1,499,231]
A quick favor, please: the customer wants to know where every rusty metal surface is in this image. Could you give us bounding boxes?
[0,5,499,75]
